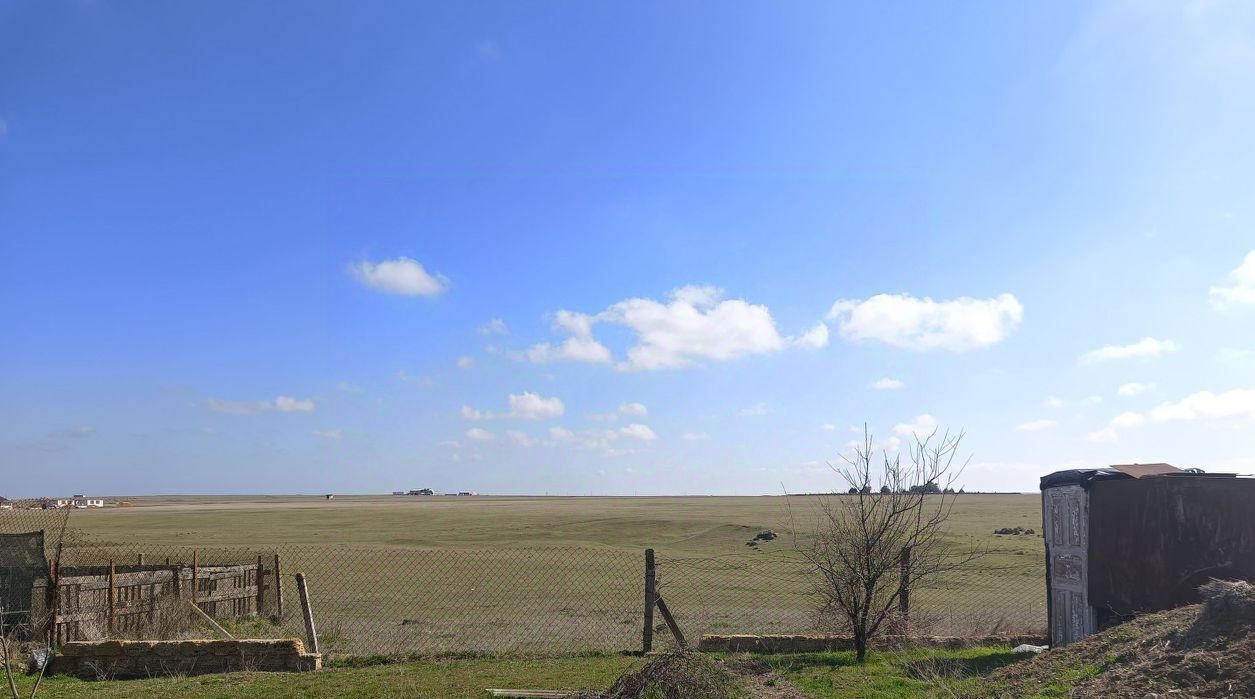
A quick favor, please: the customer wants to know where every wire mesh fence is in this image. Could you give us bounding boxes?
[0,500,1047,658]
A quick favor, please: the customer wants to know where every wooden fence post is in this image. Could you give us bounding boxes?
[898,546,911,622]
[295,572,319,655]
[273,554,284,619]
[256,555,265,617]
[137,553,145,566]
[642,549,656,654]
[107,560,116,635]
[192,550,199,606]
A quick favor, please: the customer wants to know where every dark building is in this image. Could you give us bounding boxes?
[1041,463,1255,646]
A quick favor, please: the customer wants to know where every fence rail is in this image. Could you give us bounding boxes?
[0,502,1047,658]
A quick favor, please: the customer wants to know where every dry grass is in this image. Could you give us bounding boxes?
[3,494,1045,657]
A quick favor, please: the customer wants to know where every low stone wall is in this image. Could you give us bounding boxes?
[49,638,320,679]
[697,633,1048,654]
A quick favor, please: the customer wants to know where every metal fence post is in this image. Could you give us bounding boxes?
[642,548,656,654]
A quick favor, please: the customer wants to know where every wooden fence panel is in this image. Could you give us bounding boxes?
[40,562,264,643]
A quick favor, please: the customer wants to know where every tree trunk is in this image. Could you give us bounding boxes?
[854,630,868,663]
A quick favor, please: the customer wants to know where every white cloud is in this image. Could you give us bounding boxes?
[506,430,536,447]
[827,293,1023,352]
[478,318,509,335]
[507,392,565,420]
[527,311,613,365]
[1016,419,1057,432]
[619,402,648,416]
[1044,396,1067,409]
[532,285,809,371]
[1082,395,1104,405]
[466,428,495,442]
[312,429,344,439]
[439,440,461,448]
[457,355,475,369]
[1209,250,1255,308]
[348,257,447,296]
[682,432,709,441]
[1088,411,1147,441]
[1080,337,1178,364]
[461,406,493,420]
[618,423,658,441]
[1149,389,1255,423]
[462,392,565,421]
[547,427,576,444]
[893,414,938,438]
[334,381,359,393]
[1088,388,1255,442]
[207,396,315,415]
[820,423,836,432]
[604,285,787,370]
[794,322,830,350]
[1117,382,1156,397]
[871,377,904,390]
[739,403,771,417]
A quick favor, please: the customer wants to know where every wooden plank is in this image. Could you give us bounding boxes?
[192,551,198,604]
[195,586,258,604]
[654,594,687,648]
[296,572,319,655]
[485,691,574,698]
[188,601,235,640]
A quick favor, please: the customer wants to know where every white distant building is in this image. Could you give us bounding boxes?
[55,497,104,508]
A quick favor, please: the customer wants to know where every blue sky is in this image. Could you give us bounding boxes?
[2,1,1254,497]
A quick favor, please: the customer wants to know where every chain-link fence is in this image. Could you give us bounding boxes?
[0,501,1046,658]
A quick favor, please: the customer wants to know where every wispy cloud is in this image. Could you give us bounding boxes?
[1080,337,1178,364]
[348,257,447,296]
[207,396,315,415]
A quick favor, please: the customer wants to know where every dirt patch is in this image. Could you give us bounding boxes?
[574,652,805,699]
[986,580,1255,698]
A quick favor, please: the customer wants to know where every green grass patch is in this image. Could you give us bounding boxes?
[9,655,638,699]
[761,646,1025,699]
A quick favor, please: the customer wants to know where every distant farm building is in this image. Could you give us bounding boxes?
[53,497,104,509]
[406,488,434,496]
[0,497,12,510]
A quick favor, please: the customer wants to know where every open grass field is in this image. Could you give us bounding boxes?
[5,494,1047,657]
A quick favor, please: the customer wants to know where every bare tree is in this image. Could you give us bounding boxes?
[797,426,982,662]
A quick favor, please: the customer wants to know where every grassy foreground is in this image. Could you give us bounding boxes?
[6,647,1040,699]
[9,655,639,699]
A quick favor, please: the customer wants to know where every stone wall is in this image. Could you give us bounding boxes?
[697,633,1048,653]
[49,638,320,679]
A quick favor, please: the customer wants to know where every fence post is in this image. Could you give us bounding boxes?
[898,546,911,623]
[192,550,199,606]
[642,548,656,654]
[256,555,265,617]
[273,554,284,619]
[137,553,144,566]
[107,560,116,635]
[295,572,319,655]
